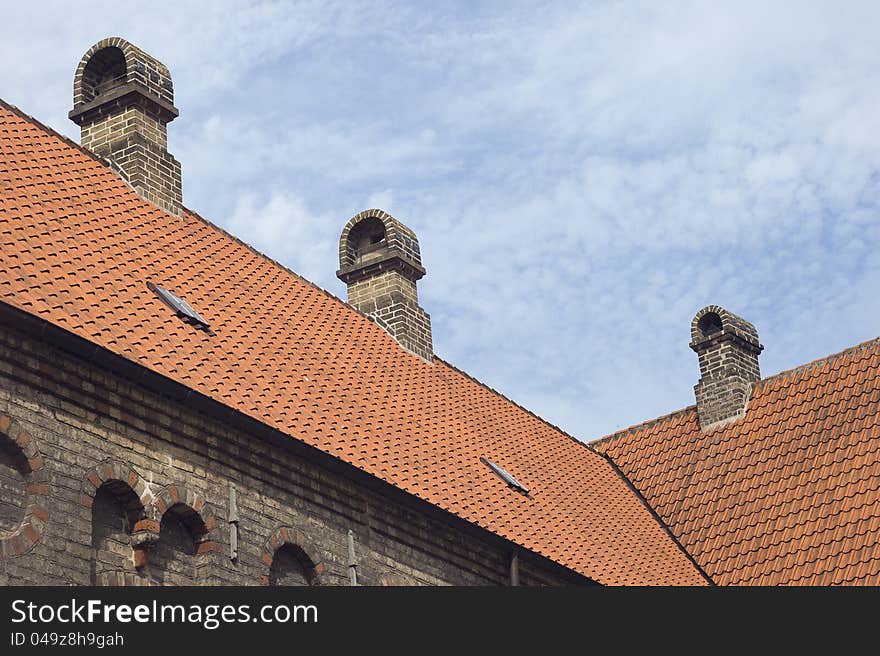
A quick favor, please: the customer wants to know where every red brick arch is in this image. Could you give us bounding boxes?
[151,484,220,556]
[260,526,325,585]
[0,413,49,559]
[79,459,155,547]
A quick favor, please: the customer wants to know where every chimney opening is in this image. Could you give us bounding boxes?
[81,46,127,103]
[349,216,387,262]
[697,312,723,339]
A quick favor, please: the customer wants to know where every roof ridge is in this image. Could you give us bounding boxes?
[591,336,880,449]
[179,206,362,317]
[0,97,115,171]
[755,334,880,388]
[434,356,596,452]
[0,98,410,353]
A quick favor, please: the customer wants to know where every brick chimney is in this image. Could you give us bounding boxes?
[69,37,182,216]
[337,209,433,361]
[690,305,763,430]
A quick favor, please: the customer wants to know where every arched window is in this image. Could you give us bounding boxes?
[0,415,48,576]
[696,311,723,338]
[81,46,127,102]
[148,502,208,586]
[269,543,316,586]
[81,461,152,586]
[0,433,28,537]
[90,481,145,585]
[149,506,198,585]
[261,527,324,586]
[348,216,387,263]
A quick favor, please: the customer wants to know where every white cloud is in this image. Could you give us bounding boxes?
[365,189,395,213]
[224,191,337,291]
[3,1,880,439]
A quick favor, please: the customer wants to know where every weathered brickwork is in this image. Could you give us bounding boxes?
[689,305,763,430]
[69,37,182,217]
[348,270,419,309]
[260,526,324,586]
[0,436,28,534]
[80,106,168,152]
[337,209,434,361]
[0,321,588,586]
[0,413,48,562]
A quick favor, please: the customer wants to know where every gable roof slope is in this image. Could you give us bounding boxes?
[0,99,706,585]
[593,337,880,585]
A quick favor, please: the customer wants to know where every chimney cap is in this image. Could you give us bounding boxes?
[690,305,763,353]
[72,37,176,115]
[337,208,424,280]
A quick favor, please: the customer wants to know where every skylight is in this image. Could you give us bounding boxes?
[147,281,209,328]
[480,457,529,495]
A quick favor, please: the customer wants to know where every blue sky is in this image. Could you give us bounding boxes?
[3,1,880,441]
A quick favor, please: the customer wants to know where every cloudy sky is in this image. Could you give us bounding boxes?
[3,1,880,441]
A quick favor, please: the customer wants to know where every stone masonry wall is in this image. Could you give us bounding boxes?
[81,106,168,152]
[347,270,419,309]
[0,322,587,586]
[371,297,433,362]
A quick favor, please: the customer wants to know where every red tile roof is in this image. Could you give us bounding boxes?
[593,337,880,585]
[0,99,706,585]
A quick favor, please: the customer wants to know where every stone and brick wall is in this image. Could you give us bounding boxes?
[80,105,169,152]
[0,319,588,586]
[368,297,433,363]
[347,269,419,309]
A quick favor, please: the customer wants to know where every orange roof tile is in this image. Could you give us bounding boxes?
[0,99,706,585]
[593,337,880,585]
